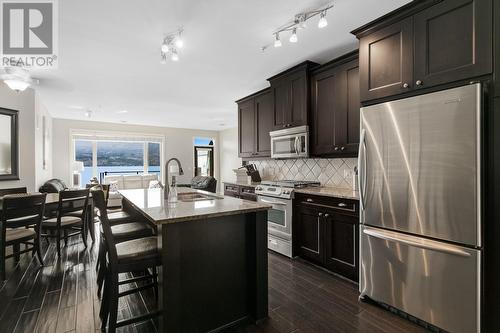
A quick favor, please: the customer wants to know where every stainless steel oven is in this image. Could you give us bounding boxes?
[257,194,293,257]
[270,125,309,159]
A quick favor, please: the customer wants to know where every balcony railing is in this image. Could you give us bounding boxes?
[99,170,160,184]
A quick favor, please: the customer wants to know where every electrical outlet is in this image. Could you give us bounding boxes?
[344,169,352,179]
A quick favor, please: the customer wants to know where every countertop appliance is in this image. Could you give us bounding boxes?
[256,180,320,257]
[270,125,309,159]
[358,84,481,333]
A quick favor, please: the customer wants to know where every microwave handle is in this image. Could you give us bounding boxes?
[294,137,299,155]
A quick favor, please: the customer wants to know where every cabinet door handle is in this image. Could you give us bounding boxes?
[318,212,323,217]
[306,198,314,202]
[416,80,423,86]
[324,213,329,218]
[338,202,347,207]
[334,146,339,151]
[402,83,409,88]
[340,146,345,151]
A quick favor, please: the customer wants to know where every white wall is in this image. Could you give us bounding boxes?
[218,127,242,191]
[0,84,38,191]
[34,94,53,189]
[51,118,220,188]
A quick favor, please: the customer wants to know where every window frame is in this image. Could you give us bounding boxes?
[70,129,165,185]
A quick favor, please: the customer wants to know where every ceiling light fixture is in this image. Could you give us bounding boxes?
[1,67,35,92]
[289,28,298,43]
[160,27,184,64]
[261,2,333,51]
[318,11,328,28]
[274,33,282,47]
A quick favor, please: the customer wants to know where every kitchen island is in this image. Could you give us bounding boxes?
[119,187,270,333]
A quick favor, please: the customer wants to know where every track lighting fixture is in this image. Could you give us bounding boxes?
[261,2,333,51]
[318,11,328,29]
[289,28,298,43]
[274,33,282,47]
[160,28,184,64]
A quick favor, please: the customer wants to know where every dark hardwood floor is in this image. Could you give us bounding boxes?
[0,233,428,333]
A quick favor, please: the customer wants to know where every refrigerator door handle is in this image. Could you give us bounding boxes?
[358,129,367,210]
[363,227,472,258]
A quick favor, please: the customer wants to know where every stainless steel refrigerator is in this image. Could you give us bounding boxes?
[358,84,481,333]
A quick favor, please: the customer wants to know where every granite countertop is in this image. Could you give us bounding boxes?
[119,187,271,225]
[224,181,359,200]
[295,186,359,200]
[223,181,260,187]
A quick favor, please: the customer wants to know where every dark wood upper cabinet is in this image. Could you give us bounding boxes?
[413,0,492,89]
[254,90,273,156]
[311,52,360,156]
[358,17,413,102]
[237,89,273,158]
[238,98,255,158]
[353,0,492,102]
[268,61,318,130]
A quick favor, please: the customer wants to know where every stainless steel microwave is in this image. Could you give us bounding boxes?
[270,125,309,159]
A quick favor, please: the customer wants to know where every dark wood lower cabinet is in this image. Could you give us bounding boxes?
[296,205,323,265]
[324,213,359,281]
[223,183,257,201]
[294,194,359,282]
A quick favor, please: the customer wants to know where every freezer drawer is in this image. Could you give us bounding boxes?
[360,226,480,333]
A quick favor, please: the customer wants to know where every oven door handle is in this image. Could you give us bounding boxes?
[259,199,287,206]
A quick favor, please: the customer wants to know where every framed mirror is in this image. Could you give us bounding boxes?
[0,108,19,181]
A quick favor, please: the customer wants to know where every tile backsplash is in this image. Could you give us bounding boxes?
[247,158,358,190]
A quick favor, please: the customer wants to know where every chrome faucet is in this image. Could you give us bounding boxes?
[165,158,184,194]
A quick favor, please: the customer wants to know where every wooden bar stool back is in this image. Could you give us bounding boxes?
[93,190,161,332]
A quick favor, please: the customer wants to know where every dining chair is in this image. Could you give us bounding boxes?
[0,187,27,197]
[42,189,90,256]
[93,190,160,332]
[0,193,47,281]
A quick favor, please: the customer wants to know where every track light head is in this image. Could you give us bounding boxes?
[289,28,298,43]
[274,33,282,47]
[161,42,169,53]
[318,11,328,29]
[171,49,179,61]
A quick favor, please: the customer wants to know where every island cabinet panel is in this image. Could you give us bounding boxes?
[223,183,257,201]
[293,193,359,282]
[358,17,413,102]
[413,0,492,89]
[355,0,492,103]
[268,61,318,130]
[238,98,256,158]
[311,53,360,157]
[237,89,272,158]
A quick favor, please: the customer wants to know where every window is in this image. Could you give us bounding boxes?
[73,131,164,184]
[194,137,214,177]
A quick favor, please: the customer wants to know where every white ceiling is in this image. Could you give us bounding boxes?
[30,0,411,130]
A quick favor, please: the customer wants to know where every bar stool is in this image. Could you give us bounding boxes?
[0,193,46,281]
[42,189,90,256]
[93,190,161,332]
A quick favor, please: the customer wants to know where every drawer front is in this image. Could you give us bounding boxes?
[295,193,359,216]
[239,186,255,195]
[224,184,240,194]
[268,234,292,257]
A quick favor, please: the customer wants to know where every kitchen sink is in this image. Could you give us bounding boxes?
[177,192,221,202]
